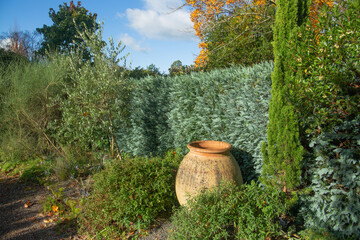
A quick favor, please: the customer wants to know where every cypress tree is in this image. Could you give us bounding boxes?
[261,0,310,191]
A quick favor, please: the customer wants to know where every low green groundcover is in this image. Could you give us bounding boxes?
[78,150,182,239]
[170,181,287,240]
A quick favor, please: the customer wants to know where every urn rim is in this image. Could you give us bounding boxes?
[187,140,231,154]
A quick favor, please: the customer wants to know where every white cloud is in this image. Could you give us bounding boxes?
[116,12,126,19]
[0,38,11,50]
[143,0,181,13]
[124,0,195,41]
[119,33,150,52]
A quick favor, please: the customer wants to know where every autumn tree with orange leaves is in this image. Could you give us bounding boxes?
[186,0,333,69]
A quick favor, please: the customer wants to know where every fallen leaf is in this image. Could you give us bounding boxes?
[52,205,59,213]
[25,187,32,191]
[24,201,34,208]
[47,212,54,217]
[44,219,53,223]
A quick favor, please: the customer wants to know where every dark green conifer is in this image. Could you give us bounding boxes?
[261,0,310,191]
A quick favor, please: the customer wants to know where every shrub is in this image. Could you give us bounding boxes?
[0,60,66,161]
[117,75,171,156]
[49,24,130,157]
[290,0,360,134]
[0,48,29,68]
[20,165,46,184]
[78,150,182,239]
[170,181,287,240]
[301,116,360,239]
[260,0,309,192]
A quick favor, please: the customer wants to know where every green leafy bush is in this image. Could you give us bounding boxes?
[20,165,46,184]
[290,0,360,134]
[78,150,182,239]
[170,181,287,240]
[0,161,17,173]
[286,2,360,238]
[49,24,130,157]
[301,116,360,239]
[117,62,273,181]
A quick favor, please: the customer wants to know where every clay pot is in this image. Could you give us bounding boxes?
[175,140,243,205]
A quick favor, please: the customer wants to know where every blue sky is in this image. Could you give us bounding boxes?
[0,0,200,73]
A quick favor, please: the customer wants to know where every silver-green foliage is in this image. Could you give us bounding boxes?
[116,62,273,181]
[117,75,171,156]
[301,116,360,239]
[168,62,273,180]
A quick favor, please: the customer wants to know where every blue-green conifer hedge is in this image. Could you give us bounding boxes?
[116,62,273,181]
[116,76,171,156]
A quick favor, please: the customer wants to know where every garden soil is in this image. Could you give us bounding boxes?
[0,173,82,240]
[0,172,171,240]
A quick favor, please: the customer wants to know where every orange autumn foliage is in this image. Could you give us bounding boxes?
[8,29,29,56]
[187,0,334,68]
[310,0,334,28]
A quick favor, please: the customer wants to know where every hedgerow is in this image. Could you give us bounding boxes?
[116,62,273,181]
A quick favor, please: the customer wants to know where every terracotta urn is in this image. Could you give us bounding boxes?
[175,140,243,205]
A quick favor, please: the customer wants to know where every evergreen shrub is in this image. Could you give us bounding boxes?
[301,116,360,239]
[117,75,171,156]
[170,181,287,240]
[78,150,182,239]
[290,0,360,134]
[116,62,273,181]
[261,0,308,192]
[49,25,130,157]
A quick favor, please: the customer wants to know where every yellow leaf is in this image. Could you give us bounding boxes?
[52,205,59,212]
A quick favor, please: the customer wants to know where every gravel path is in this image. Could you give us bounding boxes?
[140,221,172,240]
[0,173,79,240]
[0,172,173,240]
